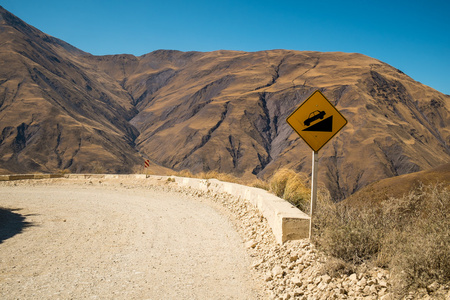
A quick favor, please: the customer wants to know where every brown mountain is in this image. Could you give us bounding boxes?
[343,163,450,206]
[0,6,146,174]
[1,6,449,200]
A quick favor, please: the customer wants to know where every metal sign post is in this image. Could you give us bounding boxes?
[309,151,319,239]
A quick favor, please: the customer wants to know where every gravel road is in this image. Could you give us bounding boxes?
[0,179,259,299]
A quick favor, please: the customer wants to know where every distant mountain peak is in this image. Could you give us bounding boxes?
[0,5,28,29]
[0,6,87,56]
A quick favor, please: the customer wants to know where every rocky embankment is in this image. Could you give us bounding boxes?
[160,179,449,300]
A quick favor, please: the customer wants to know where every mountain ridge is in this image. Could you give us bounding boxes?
[0,6,449,200]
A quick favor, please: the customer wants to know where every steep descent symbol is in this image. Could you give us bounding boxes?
[303,115,333,132]
[286,90,347,152]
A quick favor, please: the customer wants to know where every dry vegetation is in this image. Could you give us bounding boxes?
[313,184,450,297]
[268,168,311,212]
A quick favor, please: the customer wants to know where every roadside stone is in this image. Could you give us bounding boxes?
[426,281,439,293]
[245,239,257,249]
[318,281,327,291]
[358,277,367,288]
[321,274,332,284]
[264,272,273,282]
[281,292,291,300]
[252,258,263,268]
[293,289,303,297]
[272,265,284,278]
[379,279,388,288]
[379,293,393,300]
[337,286,347,295]
[291,276,302,287]
[378,287,388,296]
[349,273,358,282]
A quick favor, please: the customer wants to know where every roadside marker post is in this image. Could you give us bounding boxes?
[144,159,151,174]
[286,90,347,238]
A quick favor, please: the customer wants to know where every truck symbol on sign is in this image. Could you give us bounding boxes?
[304,110,326,126]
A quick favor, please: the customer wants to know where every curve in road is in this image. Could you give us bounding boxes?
[0,181,258,299]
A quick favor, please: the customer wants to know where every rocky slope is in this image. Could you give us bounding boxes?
[0,6,144,174]
[1,6,449,199]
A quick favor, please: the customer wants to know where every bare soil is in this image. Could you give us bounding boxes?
[0,178,261,299]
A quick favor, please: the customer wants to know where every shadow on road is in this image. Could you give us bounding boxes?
[0,207,33,243]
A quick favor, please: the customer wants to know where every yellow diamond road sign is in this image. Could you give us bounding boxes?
[286,90,347,152]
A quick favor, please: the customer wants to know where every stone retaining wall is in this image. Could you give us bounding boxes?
[0,174,63,181]
[159,176,310,244]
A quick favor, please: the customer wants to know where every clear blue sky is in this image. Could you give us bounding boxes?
[2,0,449,94]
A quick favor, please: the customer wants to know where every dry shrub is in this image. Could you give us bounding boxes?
[270,168,291,197]
[269,169,310,211]
[174,169,194,178]
[283,175,310,211]
[202,171,239,183]
[57,169,71,175]
[172,170,242,184]
[381,185,450,294]
[313,200,384,265]
[91,161,105,174]
[321,256,355,278]
[250,179,270,191]
[313,184,450,296]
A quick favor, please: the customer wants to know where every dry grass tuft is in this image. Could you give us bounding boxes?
[170,170,241,184]
[200,171,240,183]
[57,169,71,175]
[173,169,195,178]
[250,179,270,191]
[269,168,310,211]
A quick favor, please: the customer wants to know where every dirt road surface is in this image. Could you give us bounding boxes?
[0,179,259,299]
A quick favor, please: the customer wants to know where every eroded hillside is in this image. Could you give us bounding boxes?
[87,50,450,199]
[1,6,449,199]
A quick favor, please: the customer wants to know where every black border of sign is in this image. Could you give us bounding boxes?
[286,89,348,152]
